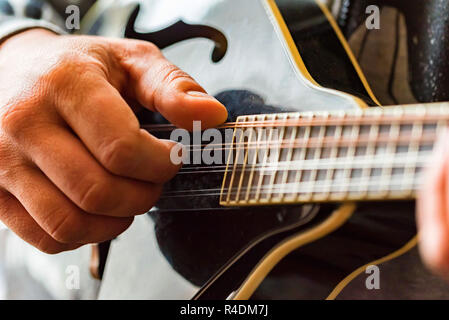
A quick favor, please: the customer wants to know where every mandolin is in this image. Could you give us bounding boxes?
[86,0,449,300]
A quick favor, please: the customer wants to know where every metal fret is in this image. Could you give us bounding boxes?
[360,116,380,196]
[340,118,361,197]
[295,113,313,202]
[321,111,345,199]
[306,113,328,201]
[254,116,275,202]
[402,121,423,196]
[265,114,288,202]
[244,115,266,202]
[224,117,246,203]
[234,115,256,202]
[280,114,300,201]
[379,108,403,197]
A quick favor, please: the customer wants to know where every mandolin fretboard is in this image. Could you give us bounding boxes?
[220,103,449,206]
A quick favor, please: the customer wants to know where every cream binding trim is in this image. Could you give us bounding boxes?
[326,235,418,300]
[233,203,356,300]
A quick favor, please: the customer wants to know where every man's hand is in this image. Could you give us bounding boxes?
[418,131,449,280]
[0,29,227,254]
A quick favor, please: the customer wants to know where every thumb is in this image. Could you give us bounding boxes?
[109,39,228,130]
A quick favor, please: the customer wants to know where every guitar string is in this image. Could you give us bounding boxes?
[156,171,426,200]
[142,110,444,163]
[172,134,436,173]
[159,177,422,199]
[161,130,436,197]
[141,113,448,132]
[171,134,436,155]
[160,129,436,197]
[160,157,429,198]
[163,169,425,194]
[174,152,432,174]
[169,131,436,150]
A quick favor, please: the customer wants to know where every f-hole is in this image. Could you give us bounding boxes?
[125,5,228,63]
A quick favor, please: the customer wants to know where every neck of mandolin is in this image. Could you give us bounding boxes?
[220,103,449,206]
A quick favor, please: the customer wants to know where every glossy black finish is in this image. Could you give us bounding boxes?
[253,201,417,299]
[338,0,449,103]
[194,204,323,299]
[276,0,376,105]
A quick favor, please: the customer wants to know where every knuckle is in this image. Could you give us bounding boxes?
[48,213,85,244]
[36,237,65,255]
[134,40,158,54]
[99,135,138,175]
[56,51,98,71]
[52,58,102,96]
[43,54,106,102]
[0,191,13,208]
[37,244,64,255]
[0,150,24,184]
[115,39,160,62]
[1,102,39,140]
[77,179,115,214]
[160,64,193,86]
[41,55,84,88]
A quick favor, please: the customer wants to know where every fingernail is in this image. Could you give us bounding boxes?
[187,90,216,99]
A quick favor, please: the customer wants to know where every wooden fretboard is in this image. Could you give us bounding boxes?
[220,103,449,206]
